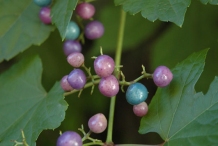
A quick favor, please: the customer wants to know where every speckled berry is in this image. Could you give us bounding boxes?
[60,75,74,91]
[133,102,148,117]
[67,52,84,68]
[88,113,107,133]
[153,66,173,87]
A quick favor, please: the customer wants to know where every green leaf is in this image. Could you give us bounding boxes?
[51,0,78,40]
[0,0,55,62]
[139,49,218,145]
[114,0,191,26]
[0,56,68,146]
[200,0,218,5]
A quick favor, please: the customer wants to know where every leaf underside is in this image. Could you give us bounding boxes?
[0,0,55,62]
[0,56,68,146]
[139,49,218,145]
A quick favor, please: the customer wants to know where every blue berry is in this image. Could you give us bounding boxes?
[126,83,148,105]
[33,0,52,7]
[65,21,80,40]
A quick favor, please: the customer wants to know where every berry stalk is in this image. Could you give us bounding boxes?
[106,9,126,144]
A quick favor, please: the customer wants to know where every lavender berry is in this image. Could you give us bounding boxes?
[60,75,74,91]
[94,55,115,78]
[153,66,173,87]
[39,7,51,24]
[76,2,95,19]
[63,40,82,56]
[133,102,148,117]
[67,69,86,90]
[56,131,82,146]
[85,21,104,40]
[98,75,119,97]
[88,113,107,133]
[67,52,84,68]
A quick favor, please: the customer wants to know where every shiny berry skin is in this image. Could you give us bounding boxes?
[98,75,119,97]
[88,113,107,133]
[60,75,74,91]
[56,131,82,146]
[85,21,104,40]
[33,0,51,7]
[94,55,115,78]
[76,2,95,19]
[67,69,86,90]
[126,83,148,105]
[65,21,80,40]
[153,66,173,87]
[67,52,84,68]
[39,7,51,24]
[63,40,82,56]
[133,102,148,117]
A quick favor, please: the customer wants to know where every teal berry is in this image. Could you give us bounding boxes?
[65,21,80,40]
[126,83,148,105]
[33,0,52,7]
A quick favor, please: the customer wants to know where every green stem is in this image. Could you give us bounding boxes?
[106,9,126,144]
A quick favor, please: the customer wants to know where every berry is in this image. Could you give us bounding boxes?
[65,21,80,40]
[94,55,115,78]
[60,75,74,91]
[63,40,82,56]
[126,83,148,105]
[85,21,104,40]
[133,102,148,117]
[76,2,95,19]
[153,66,173,87]
[33,0,52,7]
[67,69,86,90]
[67,52,84,68]
[56,131,82,146]
[88,113,107,133]
[39,7,51,24]
[98,75,119,97]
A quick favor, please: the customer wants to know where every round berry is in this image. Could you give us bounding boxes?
[94,55,115,78]
[63,40,82,56]
[65,21,80,40]
[133,102,148,117]
[39,7,51,24]
[67,52,84,68]
[33,0,52,7]
[85,21,104,40]
[88,113,107,133]
[67,69,86,90]
[98,75,119,97]
[153,66,173,87]
[76,2,95,19]
[56,131,82,146]
[60,75,74,91]
[126,83,148,105]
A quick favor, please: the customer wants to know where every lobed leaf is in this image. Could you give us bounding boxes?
[0,56,68,146]
[0,0,55,62]
[139,49,218,145]
[114,0,191,26]
[51,0,78,40]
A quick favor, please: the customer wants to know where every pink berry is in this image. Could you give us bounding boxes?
[76,2,95,19]
[67,52,84,68]
[39,7,51,24]
[133,102,148,117]
[98,75,119,97]
[153,66,173,87]
[60,75,74,91]
[88,113,107,133]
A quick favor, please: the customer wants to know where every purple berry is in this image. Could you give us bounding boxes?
[56,131,82,146]
[98,75,119,97]
[153,66,173,87]
[76,2,95,19]
[60,75,74,91]
[133,102,148,117]
[63,40,82,56]
[39,7,51,24]
[85,21,104,40]
[67,69,86,90]
[88,113,107,133]
[94,55,115,78]
[67,52,84,68]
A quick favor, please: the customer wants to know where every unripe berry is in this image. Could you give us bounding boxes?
[88,113,107,133]
[63,40,82,56]
[56,131,82,146]
[39,7,51,24]
[76,2,95,19]
[133,102,148,117]
[67,52,84,68]
[153,66,173,87]
[60,75,74,91]
[85,21,104,40]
